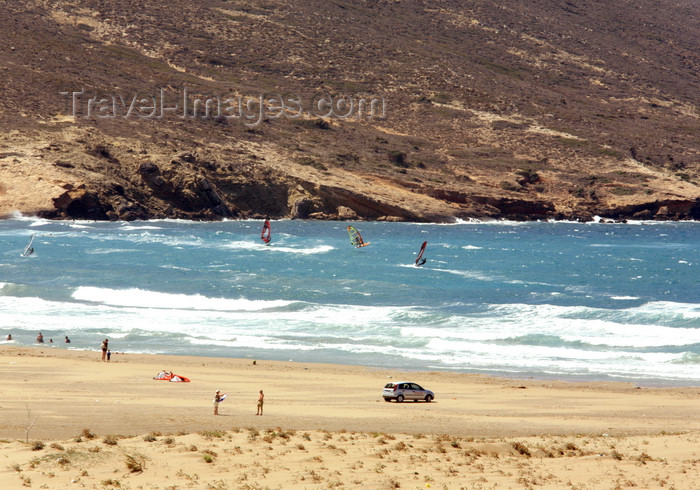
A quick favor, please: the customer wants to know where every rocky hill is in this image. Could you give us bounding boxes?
[1,0,698,221]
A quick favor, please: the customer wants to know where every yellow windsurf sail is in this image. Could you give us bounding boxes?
[347,226,369,248]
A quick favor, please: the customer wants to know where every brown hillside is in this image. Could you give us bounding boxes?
[0,0,698,221]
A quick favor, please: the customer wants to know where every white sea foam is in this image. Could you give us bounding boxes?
[72,286,294,311]
[3,291,698,381]
[86,248,140,255]
[28,219,52,227]
[400,301,700,348]
[430,268,495,281]
[452,218,533,226]
[188,336,316,351]
[632,301,700,319]
[224,241,334,254]
[8,212,52,226]
[421,337,700,381]
[119,224,163,231]
[264,245,335,254]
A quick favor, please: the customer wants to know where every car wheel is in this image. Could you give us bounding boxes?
[425,394,433,402]
[396,395,404,403]
[384,398,391,402]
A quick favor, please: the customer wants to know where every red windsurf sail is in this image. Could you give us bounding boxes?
[261,220,271,244]
[153,371,190,382]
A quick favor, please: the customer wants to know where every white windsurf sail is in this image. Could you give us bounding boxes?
[21,235,35,257]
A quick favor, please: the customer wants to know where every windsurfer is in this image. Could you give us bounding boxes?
[347,226,369,248]
[22,235,35,257]
[415,241,428,266]
[261,217,271,244]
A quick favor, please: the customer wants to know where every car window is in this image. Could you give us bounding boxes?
[384,383,395,389]
[411,383,422,390]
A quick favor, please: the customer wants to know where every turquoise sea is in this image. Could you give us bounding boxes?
[1,216,698,386]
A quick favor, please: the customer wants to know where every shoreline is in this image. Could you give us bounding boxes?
[4,212,700,224]
[2,345,699,488]
[2,341,698,389]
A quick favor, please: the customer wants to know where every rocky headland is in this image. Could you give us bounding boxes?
[1,0,698,222]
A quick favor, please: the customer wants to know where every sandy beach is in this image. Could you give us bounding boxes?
[1,345,698,488]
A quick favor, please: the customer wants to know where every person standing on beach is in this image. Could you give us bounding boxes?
[256,390,264,416]
[213,390,222,415]
[101,339,108,361]
[107,350,111,362]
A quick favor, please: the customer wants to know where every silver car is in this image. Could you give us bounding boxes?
[382,381,434,403]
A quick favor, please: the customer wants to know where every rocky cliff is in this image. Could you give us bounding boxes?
[0,0,698,222]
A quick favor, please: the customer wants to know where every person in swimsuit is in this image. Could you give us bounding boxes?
[101,339,108,361]
[256,390,264,415]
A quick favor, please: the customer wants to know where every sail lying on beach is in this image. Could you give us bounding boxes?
[347,226,370,248]
[153,370,190,382]
[153,370,172,380]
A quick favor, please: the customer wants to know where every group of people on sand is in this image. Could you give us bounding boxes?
[12,332,265,415]
[213,389,264,416]
[7,334,114,363]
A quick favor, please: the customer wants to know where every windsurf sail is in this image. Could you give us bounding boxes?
[21,235,35,257]
[347,226,370,248]
[415,241,427,266]
[153,370,173,380]
[261,219,271,244]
